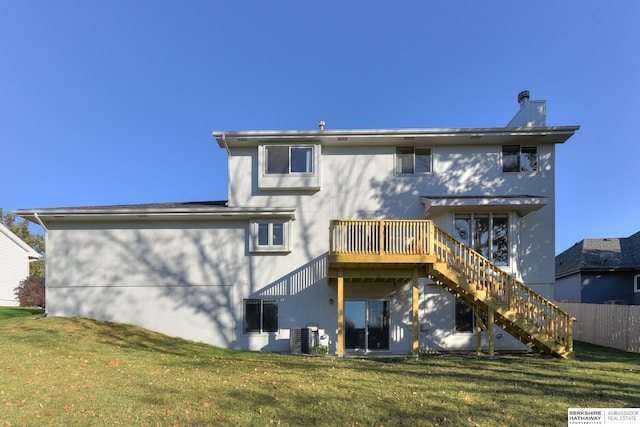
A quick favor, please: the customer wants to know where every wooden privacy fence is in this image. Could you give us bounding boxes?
[557,302,640,353]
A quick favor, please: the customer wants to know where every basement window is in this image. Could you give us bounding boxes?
[244,299,278,334]
[455,299,474,333]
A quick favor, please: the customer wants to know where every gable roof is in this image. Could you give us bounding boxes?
[0,223,40,260]
[556,231,640,278]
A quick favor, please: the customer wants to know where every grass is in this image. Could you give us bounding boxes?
[1,315,638,427]
[0,306,45,320]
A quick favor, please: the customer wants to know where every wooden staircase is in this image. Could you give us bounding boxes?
[329,220,575,358]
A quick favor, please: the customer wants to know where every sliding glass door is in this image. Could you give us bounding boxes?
[344,300,389,352]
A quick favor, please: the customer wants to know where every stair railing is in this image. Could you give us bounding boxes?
[431,224,574,353]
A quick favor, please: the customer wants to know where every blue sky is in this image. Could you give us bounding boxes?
[1,1,638,254]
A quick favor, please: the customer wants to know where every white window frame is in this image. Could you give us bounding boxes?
[265,145,314,175]
[453,212,510,266]
[395,147,432,175]
[635,274,640,293]
[258,144,321,190]
[249,219,291,253]
[502,145,538,173]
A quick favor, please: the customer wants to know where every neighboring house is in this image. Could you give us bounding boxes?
[16,91,580,357]
[555,231,640,305]
[0,223,40,306]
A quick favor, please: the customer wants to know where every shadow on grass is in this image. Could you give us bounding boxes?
[0,306,45,320]
[66,317,241,359]
[573,341,640,364]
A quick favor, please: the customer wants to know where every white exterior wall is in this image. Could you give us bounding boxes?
[46,221,244,348]
[223,139,556,353]
[421,284,526,352]
[41,132,560,355]
[0,226,34,306]
[229,141,557,284]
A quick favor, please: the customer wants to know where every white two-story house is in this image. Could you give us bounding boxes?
[16,91,579,357]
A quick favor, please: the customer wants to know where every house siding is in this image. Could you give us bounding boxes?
[42,136,559,353]
[21,106,580,355]
[580,272,634,305]
[223,139,556,353]
[46,221,244,348]
[0,226,33,306]
[555,274,582,302]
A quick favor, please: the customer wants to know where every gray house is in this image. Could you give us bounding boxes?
[0,223,40,306]
[555,231,640,305]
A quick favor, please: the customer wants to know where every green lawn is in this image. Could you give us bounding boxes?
[0,306,45,320]
[1,316,638,426]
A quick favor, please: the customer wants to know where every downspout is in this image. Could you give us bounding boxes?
[33,212,48,313]
[221,134,230,156]
[34,212,48,232]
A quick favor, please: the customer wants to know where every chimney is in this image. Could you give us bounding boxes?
[507,90,546,127]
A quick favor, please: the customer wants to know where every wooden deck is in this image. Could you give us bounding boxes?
[328,219,575,359]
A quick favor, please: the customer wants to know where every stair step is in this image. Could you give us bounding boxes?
[429,260,573,358]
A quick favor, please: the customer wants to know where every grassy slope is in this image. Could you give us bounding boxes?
[1,316,638,427]
[0,306,45,320]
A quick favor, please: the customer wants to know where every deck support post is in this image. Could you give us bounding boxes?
[567,318,574,358]
[487,308,495,357]
[412,267,420,357]
[475,313,482,356]
[337,268,344,357]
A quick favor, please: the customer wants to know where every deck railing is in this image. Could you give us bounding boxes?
[329,219,575,355]
[330,219,432,256]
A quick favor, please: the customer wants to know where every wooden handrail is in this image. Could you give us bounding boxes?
[430,225,575,348]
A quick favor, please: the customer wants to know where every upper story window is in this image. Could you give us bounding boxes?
[258,144,321,190]
[266,146,314,174]
[453,213,509,266]
[396,147,431,174]
[250,219,290,253]
[502,145,537,172]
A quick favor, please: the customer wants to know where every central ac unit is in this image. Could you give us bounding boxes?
[290,328,312,354]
